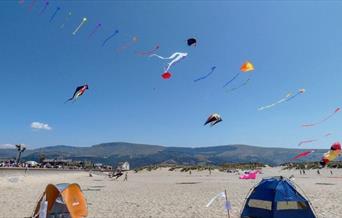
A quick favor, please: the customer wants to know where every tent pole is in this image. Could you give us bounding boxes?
[224,189,230,218]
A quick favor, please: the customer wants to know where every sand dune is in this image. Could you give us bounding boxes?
[0,167,340,218]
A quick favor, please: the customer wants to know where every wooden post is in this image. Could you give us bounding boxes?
[224,189,230,218]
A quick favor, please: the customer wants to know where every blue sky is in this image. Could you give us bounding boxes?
[1,1,342,149]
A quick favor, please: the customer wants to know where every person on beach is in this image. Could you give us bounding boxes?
[124,172,128,181]
[317,169,320,175]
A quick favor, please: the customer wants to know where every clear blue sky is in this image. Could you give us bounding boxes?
[1,0,342,149]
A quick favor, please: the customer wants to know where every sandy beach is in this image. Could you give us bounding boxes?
[0,167,341,218]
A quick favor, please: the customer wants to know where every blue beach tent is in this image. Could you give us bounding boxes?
[241,176,316,218]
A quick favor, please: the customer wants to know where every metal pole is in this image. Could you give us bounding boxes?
[225,189,230,218]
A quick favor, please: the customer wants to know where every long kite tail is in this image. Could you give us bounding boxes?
[222,73,240,88]
[116,37,138,52]
[150,52,179,60]
[28,0,36,11]
[49,7,60,22]
[102,30,119,47]
[60,12,72,29]
[149,54,168,59]
[136,44,160,56]
[258,93,292,111]
[72,17,87,35]
[226,76,252,92]
[194,67,216,82]
[64,98,73,103]
[285,92,300,102]
[39,1,49,15]
[302,108,340,127]
[88,23,102,38]
[298,139,317,146]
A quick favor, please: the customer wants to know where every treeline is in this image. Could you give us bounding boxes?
[133,162,265,172]
[281,161,342,170]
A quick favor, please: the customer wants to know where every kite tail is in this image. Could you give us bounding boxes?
[285,92,301,102]
[226,76,252,92]
[258,93,292,111]
[136,45,160,56]
[102,30,119,47]
[64,98,73,103]
[223,73,240,88]
[149,54,168,59]
[194,67,216,82]
[49,7,60,22]
[302,108,340,127]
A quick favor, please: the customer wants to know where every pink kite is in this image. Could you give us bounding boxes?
[292,150,314,160]
[239,171,258,180]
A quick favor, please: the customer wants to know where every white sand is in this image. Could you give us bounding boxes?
[0,167,341,218]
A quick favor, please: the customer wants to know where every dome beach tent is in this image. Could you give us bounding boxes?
[241,176,316,218]
[32,183,88,218]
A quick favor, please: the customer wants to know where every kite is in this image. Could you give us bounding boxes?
[102,29,119,47]
[136,44,160,56]
[18,0,25,4]
[292,150,314,160]
[60,12,72,29]
[223,61,254,88]
[302,107,340,127]
[72,17,87,35]
[193,66,216,82]
[150,52,188,73]
[320,142,341,167]
[258,89,305,111]
[65,84,89,103]
[28,0,36,11]
[325,133,332,137]
[187,38,197,47]
[88,23,102,38]
[116,36,138,52]
[206,191,232,214]
[49,7,60,23]
[239,171,258,179]
[204,113,222,126]
[298,139,317,146]
[161,72,171,80]
[39,1,49,15]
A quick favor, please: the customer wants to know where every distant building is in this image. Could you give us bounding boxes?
[25,161,39,167]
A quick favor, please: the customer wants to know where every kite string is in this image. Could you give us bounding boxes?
[223,73,240,88]
[136,44,159,56]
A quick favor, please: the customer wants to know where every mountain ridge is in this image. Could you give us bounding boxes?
[0,142,329,168]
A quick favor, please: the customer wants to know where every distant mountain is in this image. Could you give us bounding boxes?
[0,142,329,168]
